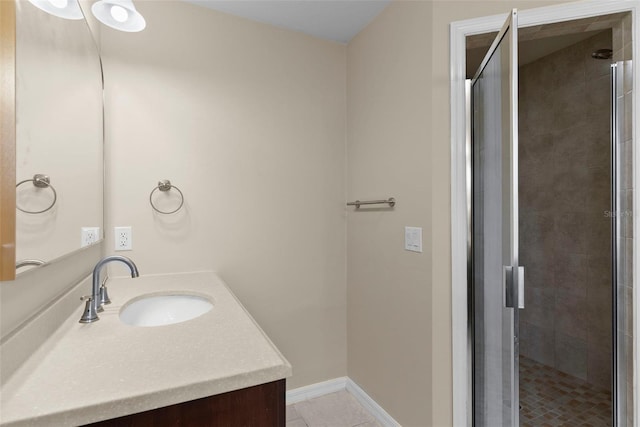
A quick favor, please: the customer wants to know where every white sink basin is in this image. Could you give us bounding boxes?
[120,294,213,327]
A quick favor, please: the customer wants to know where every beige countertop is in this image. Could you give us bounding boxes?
[0,271,292,426]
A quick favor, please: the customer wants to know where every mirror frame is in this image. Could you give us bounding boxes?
[0,0,16,281]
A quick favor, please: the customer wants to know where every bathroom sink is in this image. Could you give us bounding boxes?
[120,294,213,327]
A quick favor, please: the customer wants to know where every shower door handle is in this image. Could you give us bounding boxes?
[505,266,525,309]
[517,266,524,309]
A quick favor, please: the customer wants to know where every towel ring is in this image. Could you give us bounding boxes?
[149,180,184,214]
[16,174,57,214]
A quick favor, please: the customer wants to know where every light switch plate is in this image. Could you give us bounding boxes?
[405,226,422,253]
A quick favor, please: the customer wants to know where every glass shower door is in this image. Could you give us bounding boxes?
[471,9,521,427]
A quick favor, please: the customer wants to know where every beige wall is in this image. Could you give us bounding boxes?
[346,2,433,426]
[78,0,101,48]
[100,1,347,390]
[346,1,571,425]
[100,0,579,423]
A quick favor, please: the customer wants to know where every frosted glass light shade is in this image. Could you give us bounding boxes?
[27,0,84,20]
[91,0,146,32]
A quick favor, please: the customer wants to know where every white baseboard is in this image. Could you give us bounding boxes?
[345,378,401,427]
[286,377,401,427]
[286,377,348,404]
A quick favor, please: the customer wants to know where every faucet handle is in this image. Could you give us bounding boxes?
[99,285,111,306]
[79,296,99,323]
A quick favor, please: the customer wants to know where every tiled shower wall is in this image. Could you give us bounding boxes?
[519,30,613,391]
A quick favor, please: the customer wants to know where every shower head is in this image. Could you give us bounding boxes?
[592,49,613,60]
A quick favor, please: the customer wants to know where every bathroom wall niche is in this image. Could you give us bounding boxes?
[7,0,103,279]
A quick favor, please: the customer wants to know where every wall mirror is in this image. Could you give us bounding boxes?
[2,0,103,280]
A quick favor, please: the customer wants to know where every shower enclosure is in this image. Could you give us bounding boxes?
[468,10,633,427]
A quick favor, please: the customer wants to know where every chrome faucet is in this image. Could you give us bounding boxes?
[79,255,139,323]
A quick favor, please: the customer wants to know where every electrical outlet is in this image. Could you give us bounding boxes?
[114,226,132,251]
[81,227,100,247]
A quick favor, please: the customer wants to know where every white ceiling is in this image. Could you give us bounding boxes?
[182,0,392,43]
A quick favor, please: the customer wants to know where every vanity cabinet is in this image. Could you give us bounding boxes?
[0,273,291,426]
[85,379,285,427]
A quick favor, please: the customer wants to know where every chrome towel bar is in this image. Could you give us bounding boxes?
[347,197,396,209]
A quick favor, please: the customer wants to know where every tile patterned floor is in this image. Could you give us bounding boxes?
[287,357,612,427]
[520,355,612,427]
[286,390,381,427]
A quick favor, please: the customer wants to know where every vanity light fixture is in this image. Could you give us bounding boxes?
[26,0,84,20]
[91,0,146,32]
